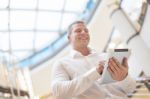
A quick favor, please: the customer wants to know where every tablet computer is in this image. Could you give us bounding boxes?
[99,49,131,84]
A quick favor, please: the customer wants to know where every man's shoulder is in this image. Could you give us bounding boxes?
[52,56,73,71]
[53,55,72,64]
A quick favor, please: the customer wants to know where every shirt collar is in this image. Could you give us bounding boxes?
[69,47,97,58]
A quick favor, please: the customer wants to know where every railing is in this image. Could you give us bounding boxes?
[104,0,149,51]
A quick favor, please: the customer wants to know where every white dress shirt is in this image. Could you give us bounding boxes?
[51,48,136,99]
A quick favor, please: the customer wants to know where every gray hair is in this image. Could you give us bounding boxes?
[67,21,85,38]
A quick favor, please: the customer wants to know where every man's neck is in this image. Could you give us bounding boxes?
[74,46,90,56]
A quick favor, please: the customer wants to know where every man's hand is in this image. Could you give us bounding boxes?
[96,61,105,75]
[108,57,128,81]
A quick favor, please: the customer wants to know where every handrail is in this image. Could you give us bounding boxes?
[105,0,149,51]
[127,1,148,44]
[0,85,29,98]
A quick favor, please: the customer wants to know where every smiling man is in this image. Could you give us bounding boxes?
[51,21,136,99]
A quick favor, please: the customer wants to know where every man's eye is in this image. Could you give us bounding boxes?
[76,30,81,33]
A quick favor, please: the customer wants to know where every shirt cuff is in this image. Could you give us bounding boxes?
[84,67,101,81]
[116,74,136,93]
[120,74,131,83]
[118,74,136,88]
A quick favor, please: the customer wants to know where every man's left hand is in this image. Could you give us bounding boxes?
[108,57,128,81]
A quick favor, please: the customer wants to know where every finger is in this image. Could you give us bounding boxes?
[108,61,117,73]
[97,64,104,74]
[99,66,104,74]
[109,58,120,71]
[99,60,106,66]
[123,57,128,67]
[112,57,121,67]
[108,67,115,77]
[99,62,104,68]
[99,65,104,70]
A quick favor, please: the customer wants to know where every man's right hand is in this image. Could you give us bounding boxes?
[96,61,105,75]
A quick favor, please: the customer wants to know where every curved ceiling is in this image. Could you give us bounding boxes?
[0,0,99,67]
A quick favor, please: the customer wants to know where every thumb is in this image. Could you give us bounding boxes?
[99,60,106,66]
[123,57,128,67]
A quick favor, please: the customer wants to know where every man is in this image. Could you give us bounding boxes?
[51,21,136,99]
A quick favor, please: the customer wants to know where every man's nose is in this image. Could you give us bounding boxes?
[81,30,87,34]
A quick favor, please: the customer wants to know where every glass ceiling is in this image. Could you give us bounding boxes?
[0,0,99,68]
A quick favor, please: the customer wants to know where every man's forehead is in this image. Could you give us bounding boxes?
[72,23,86,29]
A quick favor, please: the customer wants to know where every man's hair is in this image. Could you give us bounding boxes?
[67,20,85,38]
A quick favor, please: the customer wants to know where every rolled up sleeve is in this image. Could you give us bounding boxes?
[115,74,136,93]
[51,61,101,98]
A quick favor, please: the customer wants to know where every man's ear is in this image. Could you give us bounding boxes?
[68,35,70,39]
[68,36,71,43]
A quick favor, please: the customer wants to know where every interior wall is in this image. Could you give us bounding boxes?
[88,0,113,52]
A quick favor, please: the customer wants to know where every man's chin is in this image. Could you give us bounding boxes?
[80,43,89,47]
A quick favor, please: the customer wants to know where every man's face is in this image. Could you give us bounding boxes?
[68,23,90,48]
